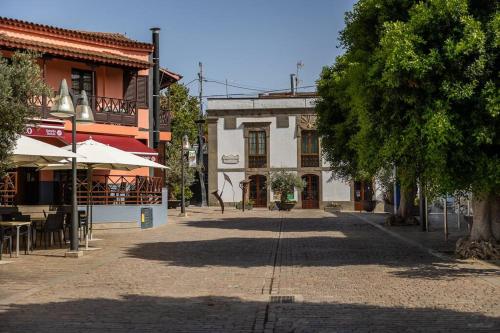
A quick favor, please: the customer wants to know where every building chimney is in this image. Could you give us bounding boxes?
[151,27,160,148]
[290,74,296,95]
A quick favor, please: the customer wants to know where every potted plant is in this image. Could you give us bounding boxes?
[168,184,194,209]
[268,169,305,211]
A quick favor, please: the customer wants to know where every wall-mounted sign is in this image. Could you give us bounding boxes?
[222,154,239,164]
[188,149,197,167]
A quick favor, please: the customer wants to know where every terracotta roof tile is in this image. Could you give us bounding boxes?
[0,33,152,69]
[0,17,153,50]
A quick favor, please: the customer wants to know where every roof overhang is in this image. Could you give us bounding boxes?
[0,33,152,69]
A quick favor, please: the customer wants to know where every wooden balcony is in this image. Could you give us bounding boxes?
[29,93,138,127]
[0,172,17,206]
[301,154,320,167]
[248,155,267,168]
[77,175,162,205]
[0,172,162,206]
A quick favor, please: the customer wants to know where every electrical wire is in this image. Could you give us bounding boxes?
[183,78,197,86]
[203,79,268,92]
[201,85,316,98]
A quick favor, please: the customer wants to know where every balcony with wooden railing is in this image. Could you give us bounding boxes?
[29,92,138,127]
[248,155,267,168]
[301,154,320,168]
[0,172,162,206]
[77,175,162,205]
[0,172,17,206]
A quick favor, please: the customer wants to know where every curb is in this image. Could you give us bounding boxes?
[350,213,500,271]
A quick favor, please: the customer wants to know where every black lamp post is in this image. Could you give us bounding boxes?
[180,134,190,217]
[50,79,94,255]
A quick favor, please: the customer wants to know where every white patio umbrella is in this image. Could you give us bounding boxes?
[42,138,167,244]
[10,135,77,166]
[44,138,167,170]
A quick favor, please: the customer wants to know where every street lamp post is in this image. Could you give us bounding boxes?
[180,134,190,217]
[50,79,94,255]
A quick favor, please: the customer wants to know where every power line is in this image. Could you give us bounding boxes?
[183,78,197,86]
[204,76,273,91]
[201,85,316,98]
[203,79,268,92]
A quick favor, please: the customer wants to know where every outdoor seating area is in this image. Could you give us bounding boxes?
[0,206,89,259]
[0,134,168,262]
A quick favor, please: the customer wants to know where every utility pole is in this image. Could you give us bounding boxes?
[197,62,208,207]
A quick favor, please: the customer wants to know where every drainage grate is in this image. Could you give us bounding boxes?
[270,295,295,304]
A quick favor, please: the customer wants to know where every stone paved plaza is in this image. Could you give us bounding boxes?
[0,208,499,332]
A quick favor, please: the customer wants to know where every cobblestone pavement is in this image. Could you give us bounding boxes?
[0,208,499,332]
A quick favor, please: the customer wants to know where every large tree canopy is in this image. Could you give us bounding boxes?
[0,52,50,175]
[317,0,499,251]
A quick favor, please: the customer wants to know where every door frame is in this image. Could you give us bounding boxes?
[301,173,320,209]
[249,174,268,208]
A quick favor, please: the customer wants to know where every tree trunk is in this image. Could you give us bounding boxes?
[456,192,500,260]
[397,184,416,220]
[471,192,500,242]
[385,183,417,226]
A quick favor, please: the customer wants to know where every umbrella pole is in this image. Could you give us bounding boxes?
[85,165,91,249]
[89,165,94,241]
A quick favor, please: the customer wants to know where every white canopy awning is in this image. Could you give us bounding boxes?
[43,138,167,171]
[10,135,78,167]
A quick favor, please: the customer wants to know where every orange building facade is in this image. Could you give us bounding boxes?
[0,17,180,206]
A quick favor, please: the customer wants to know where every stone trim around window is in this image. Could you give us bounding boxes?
[242,122,271,171]
[296,115,322,170]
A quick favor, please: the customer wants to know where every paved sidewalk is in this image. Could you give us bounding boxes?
[0,207,498,332]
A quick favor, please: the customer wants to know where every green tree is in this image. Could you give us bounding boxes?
[317,0,499,257]
[268,169,305,205]
[0,51,50,175]
[317,0,417,221]
[378,0,499,253]
[160,83,199,199]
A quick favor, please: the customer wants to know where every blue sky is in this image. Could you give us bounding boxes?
[1,0,357,99]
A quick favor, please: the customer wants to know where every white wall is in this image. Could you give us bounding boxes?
[322,171,351,201]
[217,115,298,169]
[217,171,245,203]
[270,116,296,168]
[217,118,245,169]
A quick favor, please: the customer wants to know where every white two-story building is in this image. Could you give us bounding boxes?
[206,93,355,209]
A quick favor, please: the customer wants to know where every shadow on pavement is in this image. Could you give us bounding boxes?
[182,213,374,233]
[0,294,498,332]
[125,236,499,279]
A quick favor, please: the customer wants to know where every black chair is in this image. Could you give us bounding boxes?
[41,213,65,249]
[78,210,88,240]
[0,226,12,260]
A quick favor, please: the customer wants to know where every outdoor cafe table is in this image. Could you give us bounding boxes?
[0,221,31,258]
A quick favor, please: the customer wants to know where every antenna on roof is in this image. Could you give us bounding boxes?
[296,61,304,91]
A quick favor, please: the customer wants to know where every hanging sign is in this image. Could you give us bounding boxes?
[188,149,197,168]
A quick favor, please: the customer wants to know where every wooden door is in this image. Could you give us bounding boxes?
[249,175,267,208]
[302,174,319,209]
[354,181,373,211]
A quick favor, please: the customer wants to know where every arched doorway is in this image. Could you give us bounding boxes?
[249,175,267,208]
[302,174,319,209]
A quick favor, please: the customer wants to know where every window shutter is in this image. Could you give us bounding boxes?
[123,71,137,101]
[137,76,149,108]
